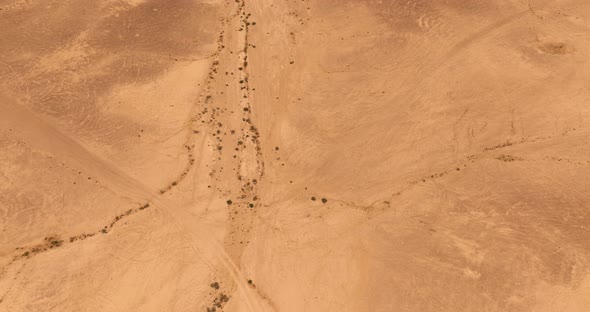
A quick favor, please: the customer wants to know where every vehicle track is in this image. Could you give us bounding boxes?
[0,90,263,311]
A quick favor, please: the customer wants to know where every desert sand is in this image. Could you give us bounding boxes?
[1,0,590,311]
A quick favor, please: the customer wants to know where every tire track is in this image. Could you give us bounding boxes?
[0,92,262,311]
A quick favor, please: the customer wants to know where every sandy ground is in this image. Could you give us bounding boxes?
[1,0,590,311]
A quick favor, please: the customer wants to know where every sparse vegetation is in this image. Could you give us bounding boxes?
[207,292,231,311]
[496,154,524,162]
